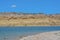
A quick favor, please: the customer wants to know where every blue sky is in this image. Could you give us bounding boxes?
[0,0,60,14]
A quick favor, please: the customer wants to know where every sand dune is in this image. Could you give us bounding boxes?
[20,31,60,40]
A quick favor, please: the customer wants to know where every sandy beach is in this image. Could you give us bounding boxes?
[0,13,60,26]
[20,31,60,40]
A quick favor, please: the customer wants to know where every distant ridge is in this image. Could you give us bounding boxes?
[0,12,60,26]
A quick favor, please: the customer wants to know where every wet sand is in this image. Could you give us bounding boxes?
[20,31,60,40]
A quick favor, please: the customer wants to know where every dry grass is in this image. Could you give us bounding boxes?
[0,14,60,26]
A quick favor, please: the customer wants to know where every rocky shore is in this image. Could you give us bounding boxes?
[0,12,60,26]
[20,31,60,40]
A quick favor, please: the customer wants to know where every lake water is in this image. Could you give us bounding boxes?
[0,26,60,40]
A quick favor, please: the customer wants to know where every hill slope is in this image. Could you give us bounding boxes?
[0,13,60,26]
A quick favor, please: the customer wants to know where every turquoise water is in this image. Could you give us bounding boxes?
[0,26,60,40]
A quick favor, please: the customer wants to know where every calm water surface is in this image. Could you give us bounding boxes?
[0,26,60,40]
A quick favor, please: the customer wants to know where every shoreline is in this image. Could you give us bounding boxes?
[20,31,60,40]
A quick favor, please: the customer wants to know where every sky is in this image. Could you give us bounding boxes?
[0,0,60,14]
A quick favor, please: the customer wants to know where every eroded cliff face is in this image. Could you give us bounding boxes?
[20,31,60,40]
[0,13,60,26]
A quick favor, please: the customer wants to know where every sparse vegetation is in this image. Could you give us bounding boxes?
[0,12,60,26]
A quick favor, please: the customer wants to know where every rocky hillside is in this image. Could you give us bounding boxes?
[0,12,60,26]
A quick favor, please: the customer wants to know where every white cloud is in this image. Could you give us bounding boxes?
[11,4,16,8]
